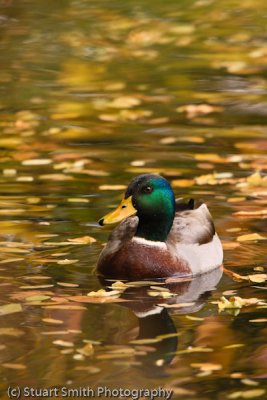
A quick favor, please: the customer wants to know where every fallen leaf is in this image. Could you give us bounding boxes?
[191,362,222,371]
[177,104,223,118]
[237,233,266,242]
[43,305,86,310]
[68,295,127,304]
[177,346,213,354]
[2,363,26,370]
[25,295,51,302]
[56,282,79,288]
[42,318,64,325]
[22,159,52,166]
[76,343,94,357]
[67,236,96,244]
[99,185,127,191]
[87,289,121,297]
[213,296,260,311]
[171,179,195,188]
[53,340,74,347]
[0,303,22,316]
[228,389,266,399]
[249,318,267,323]
[0,328,24,337]
[158,302,195,308]
[20,284,54,289]
[57,259,78,265]
[241,379,259,387]
[234,210,267,217]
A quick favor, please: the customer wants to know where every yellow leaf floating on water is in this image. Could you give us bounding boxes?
[224,268,267,283]
[246,171,267,187]
[248,274,267,283]
[177,104,223,118]
[177,346,213,354]
[213,296,260,311]
[22,159,52,166]
[234,210,267,217]
[56,282,79,288]
[237,233,266,242]
[171,179,195,188]
[191,362,222,372]
[195,172,234,185]
[26,295,51,302]
[0,328,24,337]
[39,174,74,181]
[99,184,127,191]
[42,318,64,325]
[77,343,94,357]
[228,389,266,399]
[53,339,74,348]
[87,289,121,297]
[68,295,127,304]
[108,96,141,109]
[0,303,22,316]
[194,153,227,163]
[57,259,78,265]
[67,236,96,244]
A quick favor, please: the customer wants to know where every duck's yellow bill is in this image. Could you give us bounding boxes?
[98,196,136,226]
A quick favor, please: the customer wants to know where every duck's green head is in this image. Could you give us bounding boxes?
[99,174,176,242]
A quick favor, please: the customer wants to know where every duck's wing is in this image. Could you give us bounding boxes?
[168,201,215,245]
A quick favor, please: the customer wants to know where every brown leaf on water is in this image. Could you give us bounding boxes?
[222,241,241,250]
[2,363,26,370]
[249,318,267,323]
[43,305,86,310]
[0,328,25,337]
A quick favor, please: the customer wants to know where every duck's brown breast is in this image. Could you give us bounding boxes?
[97,239,191,280]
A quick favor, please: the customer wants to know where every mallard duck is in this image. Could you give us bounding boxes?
[97,174,223,280]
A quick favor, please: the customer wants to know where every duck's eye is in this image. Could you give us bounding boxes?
[121,205,126,209]
[142,185,153,194]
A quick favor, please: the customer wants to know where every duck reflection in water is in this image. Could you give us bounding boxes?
[99,267,223,377]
